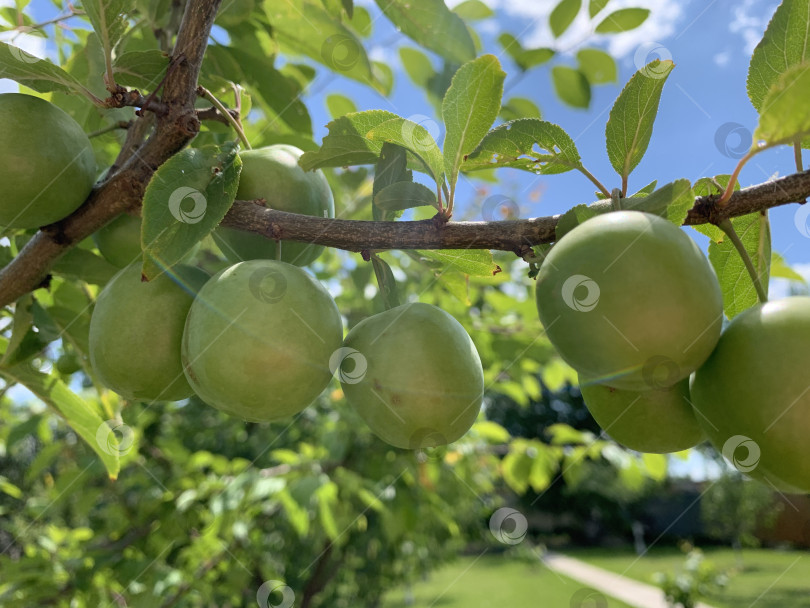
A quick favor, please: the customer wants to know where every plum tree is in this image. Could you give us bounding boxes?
[579,377,704,453]
[536,211,723,391]
[93,214,142,267]
[182,260,343,421]
[691,297,810,493]
[89,263,209,401]
[0,93,96,229]
[213,145,334,266]
[339,302,484,449]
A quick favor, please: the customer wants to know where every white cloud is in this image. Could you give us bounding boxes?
[728,0,781,55]
[485,0,687,60]
[713,51,731,67]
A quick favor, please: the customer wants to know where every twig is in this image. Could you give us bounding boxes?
[88,120,133,138]
[197,85,251,148]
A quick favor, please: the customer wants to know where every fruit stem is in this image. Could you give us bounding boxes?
[198,86,251,150]
[718,218,768,304]
[794,140,804,173]
[718,148,760,207]
[610,188,623,211]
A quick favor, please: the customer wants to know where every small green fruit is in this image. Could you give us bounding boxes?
[182,260,343,421]
[536,211,723,391]
[89,263,209,401]
[0,93,96,229]
[213,145,334,266]
[580,376,704,453]
[93,214,142,268]
[691,297,810,493]
[340,303,484,449]
[55,352,82,375]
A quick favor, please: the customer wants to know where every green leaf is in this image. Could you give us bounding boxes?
[373,142,412,221]
[464,118,583,175]
[576,48,617,84]
[499,34,556,71]
[399,46,435,88]
[754,61,810,145]
[516,47,556,71]
[325,93,357,119]
[642,453,668,482]
[605,59,674,180]
[221,46,312,135]
[0,294,37,367]
[112,49,168,90]
[551,65,591,108]
[442,55,506,194]
[0,476,22,499]
[371,255,401,309]
[374,181,437,212]
[550,0,581,38]
[709,212,771,319]
[747,0,810,112]
[471,420,510,443]
[0,347,119,479]
[375,0,475,65]
[499,97,542,121]
[366,116,445,186]
[0,41,95,99]
[589,0,610,18]
[555,204,607,241]
[452,0,493,20]
[141,144,242,280]
[629,179,694,226]
[83,0,128,84]
[265,0,378,90]
[771,252,807,283]
[595,8,649,33]
[414,249,501,276]
[300,110,400,171]
[52,248,119,285]
[316,481,340,541]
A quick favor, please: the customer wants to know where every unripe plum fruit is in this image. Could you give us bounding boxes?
[691,297,810,493]
[536,211,723,391]
[89,263,209,401]
[340,303,484,449]
[580,376,704,453]
[0,93,96,229]
[213,145,334,266]
[182,260,343,421]
[93,214,142,268]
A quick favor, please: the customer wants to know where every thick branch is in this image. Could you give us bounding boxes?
[0,0,222,308]
[1,166,808,307]
[219,170,810,253]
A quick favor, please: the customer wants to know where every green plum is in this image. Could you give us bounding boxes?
[93,214,142,268]
[93,213,199,268]
[213,145,334,266]
[580,376,704,453]
[0,93,96,229]
[182,260,343,421]
[340,303,484,449]
[691,297,810,493]
[536,211,723,391]
[89,263,209,401]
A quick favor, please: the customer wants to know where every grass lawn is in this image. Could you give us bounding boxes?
[382,553,634,608]
[568,546,809,608]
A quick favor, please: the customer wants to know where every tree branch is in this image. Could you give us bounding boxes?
[1,165,808,308]
[218,170,810,253]
[0,0,222,308]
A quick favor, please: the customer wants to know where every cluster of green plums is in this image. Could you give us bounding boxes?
[4,92,809,484]
[535,211,810,492]
[87,145,484,450]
